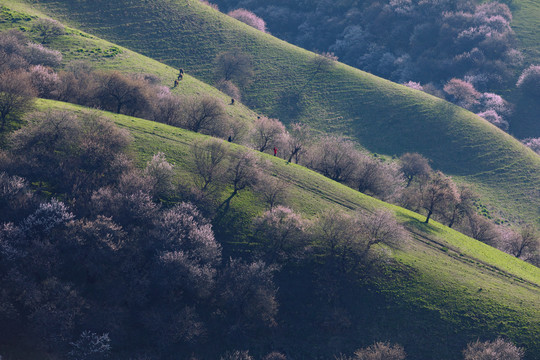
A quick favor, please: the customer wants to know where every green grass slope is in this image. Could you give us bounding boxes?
[511,0,540,66]
[13,0,540,226]
[35,98,540,359]
[0,1,259,129]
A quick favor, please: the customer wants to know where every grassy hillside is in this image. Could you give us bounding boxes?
[33,98,540,359]
[0,2,539,355]
[512,0,540,66]
[0,1,259,129]
[11,0,540,226]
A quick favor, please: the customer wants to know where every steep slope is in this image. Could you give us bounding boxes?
[32,98,540,359]
[13,0,540,226]
[0,1,260,128]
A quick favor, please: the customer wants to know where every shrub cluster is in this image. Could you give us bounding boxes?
[212,0,519,88]
[0,110,280,359]
[0,29,64,131]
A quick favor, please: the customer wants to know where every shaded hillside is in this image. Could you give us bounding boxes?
[512,0,540,65]
[27,99,540,359]
[14,0,540,226]
[1,3,539,359]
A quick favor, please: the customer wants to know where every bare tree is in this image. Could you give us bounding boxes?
[311,210,405,275]
[283,122,310,163]
[316,209,407,274]
[227,150,260,199]
[359,209,408,250]
[94,71,150,115]
[31,18,65,44]
[181,95,227,135]
[354,155,405,201]
[467,213,502,247]
[251,116,286,153]
[441,185,477,228]
[307,135,359,183]
[68,331,111,360]
[255,175,289,209]
[302,52,338,90]
[503,225,539,263]
[419,171,459,224]
[0,70,36,131]
[399,152,432,187]
[191,138,229,192]
[151,92,183,126]
[463,338,524,360]
[214,51,254,87]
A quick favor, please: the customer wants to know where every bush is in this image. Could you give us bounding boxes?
[516,65,540,98]
[10,111,131,193]
[218,259,278,331]
[29,65,60,98]
[24,42,62,67]
[353,342,406,360]
[228,9,267,33]
[306,135,359,183]
[252,206,308,262]
[0,70,36,131]
[463,338,524,360]
[443,78,481,110]
[0,29,28,72]
[476,110,508,131]
[216,79,241,101]
[144,152,175,198]
[522,138,540,155]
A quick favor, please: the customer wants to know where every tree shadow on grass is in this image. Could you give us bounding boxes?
[398,213,444,236]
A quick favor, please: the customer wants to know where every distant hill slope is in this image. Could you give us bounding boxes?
[512,0,540,66]
[36,98,540,359]
[13,0,540,226]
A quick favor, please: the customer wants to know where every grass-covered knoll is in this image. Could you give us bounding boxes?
[13,0,540,226]
[0,1,259,128]
[36,98,540,359]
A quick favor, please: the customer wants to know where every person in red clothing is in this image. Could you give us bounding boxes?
[273,147,277,156]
